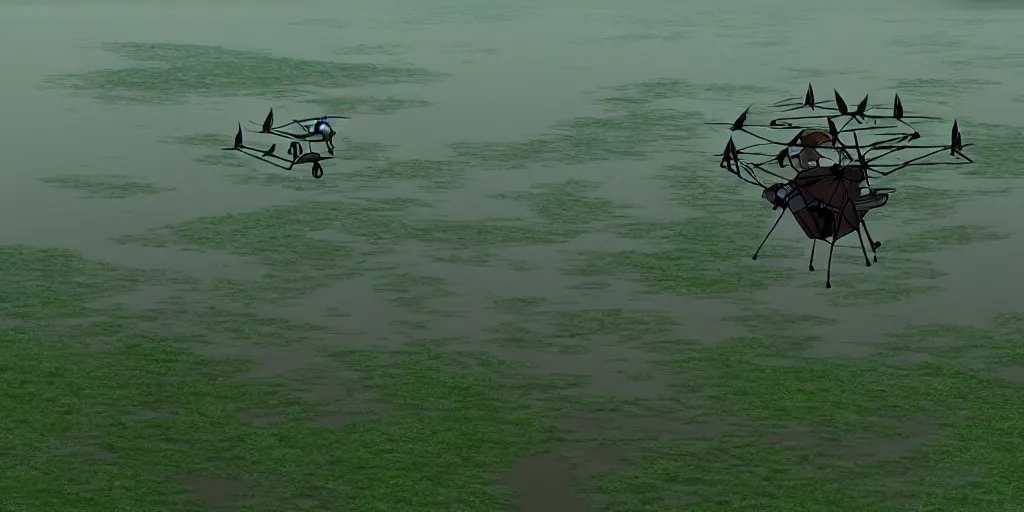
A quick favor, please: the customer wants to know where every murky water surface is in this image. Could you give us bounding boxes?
[1,0,1022,510]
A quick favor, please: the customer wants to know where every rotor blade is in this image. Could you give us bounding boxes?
[827,118,840,141]
[893,94,904,120]
[230,123,243,149]
[290,115,351,123]
[731,106,751,131]
[951,120,963,154]
[262,109,274,133]
[720,138,737,169]
[855,94,869,116]
[834,89,849,115]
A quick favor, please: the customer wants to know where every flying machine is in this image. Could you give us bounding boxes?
[222,109,350,179]
[713,84,973,288]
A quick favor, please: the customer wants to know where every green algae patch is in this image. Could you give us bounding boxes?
[115,197,591,304]
[883,312,1024,370]
[39,174,174,199]
[344,158,472,191]
[885,224,1009,253]
[566,215,802,298]
[492,179,636,227]
[448,102,707,169]
[45,42,449,104]
[0,245,172,322]
[0,244,569,511]
[586,321,1024,511]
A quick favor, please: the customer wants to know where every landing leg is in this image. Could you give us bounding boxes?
[855,228,872,267]
[808,240,816,271]
[825,240,836,289]
[753,209,788,261]
[862,221,881,262]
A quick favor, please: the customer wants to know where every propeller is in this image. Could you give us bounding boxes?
[951,120,964,157]
[261,144,276,157]
[731,106,751,131]
[834,89,849,115]
[720,137,738,171]
[854,94,869,117]
[261,109,274,133]
[892,94,904,120]
[804,83,816,109]
[827,118,840,142]
[232,123,243,148]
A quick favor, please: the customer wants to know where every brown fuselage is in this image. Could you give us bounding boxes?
[762,164,882,242]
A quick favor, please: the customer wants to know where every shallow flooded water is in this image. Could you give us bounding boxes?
[2,0,1023,510]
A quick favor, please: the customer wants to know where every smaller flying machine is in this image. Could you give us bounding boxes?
[222,109,350,179]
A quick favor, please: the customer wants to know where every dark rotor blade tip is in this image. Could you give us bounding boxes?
[833,89,848,115]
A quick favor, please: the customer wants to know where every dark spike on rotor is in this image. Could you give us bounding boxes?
[262,143,276,157]
[892,94,904,120]
[834,89,849,115]
[720,138,737,170]
[804,83,816,109]
[951,120,963,154]
[855,94,869,116]
[261,109,274,133]
[827,117,840,141]
[730,106,750,131]
[233,123,243,148]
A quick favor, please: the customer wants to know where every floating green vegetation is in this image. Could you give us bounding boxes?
[883,312,1024,370]
[44,42,449,104]
[823,223,1007,306]
[563,171,803,297]
[372,271,459,315]
[448,104,707,170]
[0,243,577,511]
[308,96,432,115]
[588,315,1024,510]
[597,28,691,43]
[596,78,784,108]
[655,162,751,214]
[956,120,1024,178]
[725,309,838,332]
[565,224,797,297]
[0,245,173,323]
[885,224,1008,253]
[334,43,408,57]
[116,197,588,303]
[491,179,636,227]
[344,158,472,191]
[892,77,1002,103]
[867,185,1007,224]
[824,254,947,307]
[485,298,678,352]
[115,201,391,302]
[38,174,173,199]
